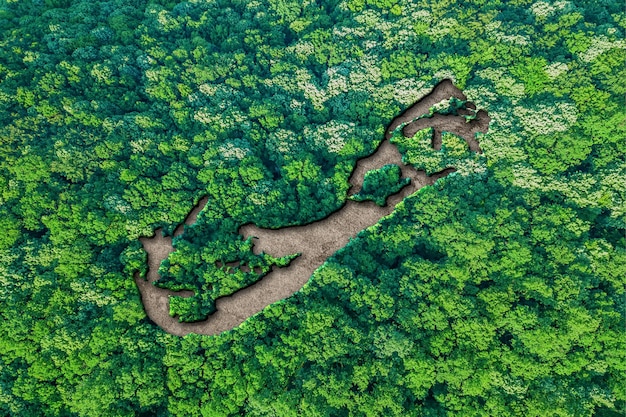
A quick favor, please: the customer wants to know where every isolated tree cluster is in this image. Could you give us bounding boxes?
[349,164,410,206]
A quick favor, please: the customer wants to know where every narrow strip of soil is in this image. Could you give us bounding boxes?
[133,80,490,336]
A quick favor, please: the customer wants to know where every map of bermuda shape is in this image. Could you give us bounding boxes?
[134,79,490,336]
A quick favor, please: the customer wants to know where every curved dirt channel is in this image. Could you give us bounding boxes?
[134,80,490,336]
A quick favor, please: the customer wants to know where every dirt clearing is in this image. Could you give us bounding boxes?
[134,80,490,336]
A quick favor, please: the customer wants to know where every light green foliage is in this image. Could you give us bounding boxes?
[381,51,425,81]
[0,0,624,416]
[349,164,410,206]
[391,127,482,175]
[428,96,475,119]
[510,56,551,96]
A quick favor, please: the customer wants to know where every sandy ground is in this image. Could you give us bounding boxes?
[133,80,490,336]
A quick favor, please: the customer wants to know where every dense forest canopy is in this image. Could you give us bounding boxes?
[0,0,624,415]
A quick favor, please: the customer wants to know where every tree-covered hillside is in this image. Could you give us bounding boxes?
[0,0,624,415]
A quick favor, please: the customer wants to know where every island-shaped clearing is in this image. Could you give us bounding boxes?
[134,80,490,336]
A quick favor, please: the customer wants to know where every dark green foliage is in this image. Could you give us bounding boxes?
[0,0,623,416]
[350,164,410,206]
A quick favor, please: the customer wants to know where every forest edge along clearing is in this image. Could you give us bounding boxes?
[134,79,490,336]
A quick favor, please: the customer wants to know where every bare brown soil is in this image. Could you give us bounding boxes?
[133,80,490,336]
